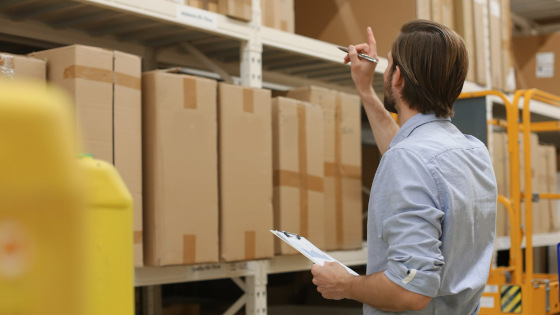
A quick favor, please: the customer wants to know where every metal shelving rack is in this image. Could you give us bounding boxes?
[1,0,558,314]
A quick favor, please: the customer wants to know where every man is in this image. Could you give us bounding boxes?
[311,20,497,314]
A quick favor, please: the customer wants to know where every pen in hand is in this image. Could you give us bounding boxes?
[337,46,379,64]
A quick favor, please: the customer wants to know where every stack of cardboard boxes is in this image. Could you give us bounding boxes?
[30,45,145,267]
[492,131,559,237]
[23,39,363,266]
[294,0,513,90]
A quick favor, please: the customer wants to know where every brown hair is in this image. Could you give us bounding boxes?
[391,19,468,118]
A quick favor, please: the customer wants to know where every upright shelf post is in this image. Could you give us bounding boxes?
[240,0,263,88]
[245,260,268,315]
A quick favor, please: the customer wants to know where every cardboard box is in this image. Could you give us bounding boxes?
[501,0,514,91]
[272,97,325,254]
[473,0,488,86]
[518,132,539,234]
[113,51,143,266]
[431,0,455,30]
[285,87,362,250]
[189,0,218,12]
[261,0,294,33]
[31,45,144,266]
[219,0,251,21]
[453,0,476,83]
[294,0,418,58]
[0,52,46,82]
[219,83,273,261]
[513,32,560,96]
[543,145,559,232]
[488,0,503,90]
[142,70,218,266]
[492,132,509,237]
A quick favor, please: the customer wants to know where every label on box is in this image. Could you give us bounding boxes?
[490,0,501,17]
[177,4,217,30]
[536,52,555,78]
[480,296,495,308]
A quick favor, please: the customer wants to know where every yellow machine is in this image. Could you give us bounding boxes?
[0,81,87,314]
[459,89,560,315]
[80,154,134,315]
[0,80,134,315]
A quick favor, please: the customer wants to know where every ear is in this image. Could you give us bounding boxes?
[393,65,405,88]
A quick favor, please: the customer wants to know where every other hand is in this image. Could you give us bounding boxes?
[311,261,353,300]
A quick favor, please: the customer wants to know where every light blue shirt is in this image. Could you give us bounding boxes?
[365,113,497,315]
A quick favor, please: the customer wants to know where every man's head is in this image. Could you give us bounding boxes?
[384,20,468,118]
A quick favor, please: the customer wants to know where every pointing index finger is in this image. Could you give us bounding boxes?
[367,26,377,58]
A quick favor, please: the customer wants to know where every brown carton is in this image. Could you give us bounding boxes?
[489,0,503,90]
[219,83,273,261]
[492,131,509,237]
[114,51,143,266]
[31,45,144,266]
[272,97,325,254]
[285,87,362,250]
[543,145,559,232]
[473,0,488,86]
[431,0,455,30]
[219,0,251,21]
[294,0,417,58]
[261,0,294,33]
[0,52,46,82]
[513,32,560,96]
[143,70,219,266]
[453,0,476,83]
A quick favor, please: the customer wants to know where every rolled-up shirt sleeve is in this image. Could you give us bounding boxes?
[379,148,445,297]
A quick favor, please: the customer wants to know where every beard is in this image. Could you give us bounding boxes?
[383,76,397,114]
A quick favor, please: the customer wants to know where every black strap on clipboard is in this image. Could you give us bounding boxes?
[281,230,301,240]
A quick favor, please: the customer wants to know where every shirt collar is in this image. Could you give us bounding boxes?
[389,112,451,148]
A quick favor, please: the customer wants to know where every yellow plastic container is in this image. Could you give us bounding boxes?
[0,80,87,315]
[79,155,134,315]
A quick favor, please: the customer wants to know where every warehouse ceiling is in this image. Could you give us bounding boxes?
[511,0,560,35]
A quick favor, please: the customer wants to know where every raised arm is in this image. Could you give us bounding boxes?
[344,27,399,154]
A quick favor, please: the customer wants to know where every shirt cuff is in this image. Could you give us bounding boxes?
[384,261,440,297]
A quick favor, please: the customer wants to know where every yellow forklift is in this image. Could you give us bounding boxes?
[459,89,560,314]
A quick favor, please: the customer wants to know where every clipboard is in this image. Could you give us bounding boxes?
[270,230,359,276]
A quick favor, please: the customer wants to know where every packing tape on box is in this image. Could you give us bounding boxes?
[242,87,254,113]
[0,53,15,79]
[273,170,324,192]
[183,234,196,264]
[183,77,197,109]
[63,65,141,90]
[134,230,143,244]
[245,230,256,260]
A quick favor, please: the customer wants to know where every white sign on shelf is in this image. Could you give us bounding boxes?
[536,52,555,78]
[480,296,495,308]
[176,5,217,30]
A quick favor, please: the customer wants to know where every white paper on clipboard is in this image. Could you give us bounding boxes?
[270,230,359,276]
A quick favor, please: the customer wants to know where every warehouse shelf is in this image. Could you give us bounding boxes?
[0,0,391,91]
[135,244,367,287]
[495,232,560,251]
